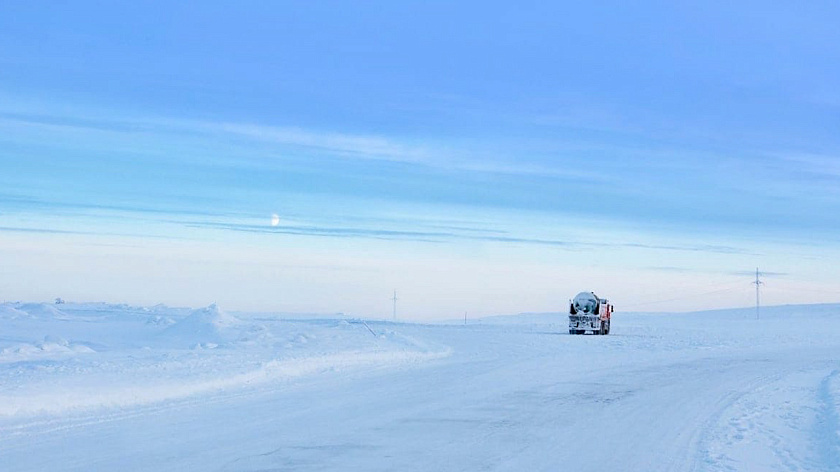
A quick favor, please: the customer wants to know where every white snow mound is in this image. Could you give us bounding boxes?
[161,304,244,346]
[0,305,30,320]
[13,303,71,320]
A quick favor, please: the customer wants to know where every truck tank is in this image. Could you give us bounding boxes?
[571,291,601,315]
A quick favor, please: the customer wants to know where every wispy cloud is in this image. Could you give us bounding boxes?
[775,153,840,180]
[3,104,836,249]
[0,108,611,180]
[645,266,696,273]
[0,226,90,236]
[211,122,430,164]
[0,192,239,219]
[189,222,452,243]
[0,225,188,241]
[646,266,777,276]
[728,270,789,277]
[186,221,749,255]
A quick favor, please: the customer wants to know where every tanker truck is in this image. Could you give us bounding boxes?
[569,291,613,335]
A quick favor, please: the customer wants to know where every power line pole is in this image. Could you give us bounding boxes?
[392,290,398,321]
[753,267,764,320]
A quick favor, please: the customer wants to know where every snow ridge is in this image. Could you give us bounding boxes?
[0,302,452,420]
[160,303,245,346]
[0,349,450,417]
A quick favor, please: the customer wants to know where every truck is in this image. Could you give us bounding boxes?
[569,291,612,335]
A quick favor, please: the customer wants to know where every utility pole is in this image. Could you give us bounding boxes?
[753,267,763,320]
[464,311,467,325]
[392,290,398,321]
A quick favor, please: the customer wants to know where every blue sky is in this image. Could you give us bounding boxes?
[2,1,840,317]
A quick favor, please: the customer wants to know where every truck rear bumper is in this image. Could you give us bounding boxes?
[569,316,602,330]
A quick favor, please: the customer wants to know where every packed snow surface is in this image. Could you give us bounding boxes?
[1,302,839,471]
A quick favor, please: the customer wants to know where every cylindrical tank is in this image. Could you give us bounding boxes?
[572,291,600,315]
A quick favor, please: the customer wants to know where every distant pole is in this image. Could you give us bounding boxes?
[753,267,764,320]
[392,290,398,321]
[464,311,467,325]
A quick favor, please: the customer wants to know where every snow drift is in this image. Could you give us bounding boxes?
[160,303,245,347]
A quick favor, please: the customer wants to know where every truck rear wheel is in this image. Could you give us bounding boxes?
[604,321,610,335]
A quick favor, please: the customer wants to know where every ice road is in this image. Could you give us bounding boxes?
[1,302,839,471]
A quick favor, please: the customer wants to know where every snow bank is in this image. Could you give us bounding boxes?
[0,348,449,417]
[0,302,451,419]
[0,305,29,320]
[7,303,71,320]
[0,339,95,363]
[160,304,246,347]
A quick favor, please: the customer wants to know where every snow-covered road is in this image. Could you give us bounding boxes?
[1,303,839,471]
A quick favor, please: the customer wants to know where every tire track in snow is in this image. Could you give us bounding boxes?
[814,369,840,472]
[694,363,840,472]
[690,371,786,472]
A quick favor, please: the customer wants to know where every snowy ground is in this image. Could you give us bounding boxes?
[1,302,839,471]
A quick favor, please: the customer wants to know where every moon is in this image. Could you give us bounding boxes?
[270,213,280,227]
